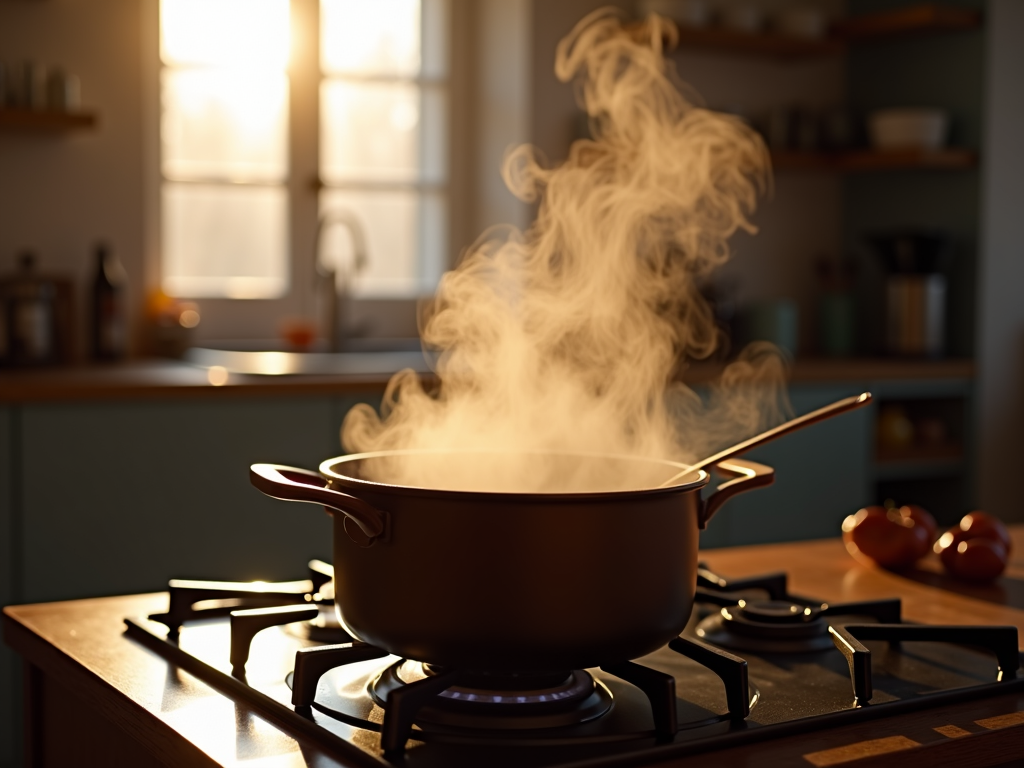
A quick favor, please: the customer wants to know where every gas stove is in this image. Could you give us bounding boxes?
[121,560,1024,768]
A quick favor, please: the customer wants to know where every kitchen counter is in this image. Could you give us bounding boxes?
[0,359,427,403]
[4,527,1023,768]
[0,357,974,403]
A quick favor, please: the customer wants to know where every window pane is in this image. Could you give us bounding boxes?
[162,70,288,182]
[163,183,288,298]
[321,0,421,76]
[320,189,446,296]
[321,81,445,183]
[161,0,290,69]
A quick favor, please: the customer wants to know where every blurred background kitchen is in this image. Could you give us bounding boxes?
[0,0,1022,764]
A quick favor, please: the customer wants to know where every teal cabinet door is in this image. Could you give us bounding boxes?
[700,385,872,550]
[19,395,376,604]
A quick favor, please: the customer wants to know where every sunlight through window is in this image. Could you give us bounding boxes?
[161,0,290,70]
[319,0,449,298]
[158,0,449,304]
[160,0,290,299]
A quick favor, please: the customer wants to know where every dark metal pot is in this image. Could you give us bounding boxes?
[250,451,772,673]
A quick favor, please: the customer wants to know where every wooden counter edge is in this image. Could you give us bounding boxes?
[3,605,220,768]
[0,375,403,403]
[0,357,974,404]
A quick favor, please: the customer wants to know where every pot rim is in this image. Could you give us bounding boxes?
[319,448,709,501]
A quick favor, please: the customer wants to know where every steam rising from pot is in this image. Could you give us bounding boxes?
[342,9,789,492]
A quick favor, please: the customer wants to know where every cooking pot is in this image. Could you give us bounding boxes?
[250,450,773,673]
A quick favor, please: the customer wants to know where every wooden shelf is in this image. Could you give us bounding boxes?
[0,108,97,133]
[680,357,974,386]
[663,4,981,61]
[673,26,844,60]
[771,148,977,172]
[874,441,965,480]
[834,4,981,42]
[877,441,964,464]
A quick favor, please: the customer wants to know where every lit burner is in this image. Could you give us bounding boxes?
[369,662,613,729]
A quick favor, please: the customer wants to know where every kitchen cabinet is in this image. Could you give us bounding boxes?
[699,374,975,551]
[3,376,973,594]
[14,395,380,605]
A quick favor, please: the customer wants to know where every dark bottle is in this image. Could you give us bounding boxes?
[91,242,127,360]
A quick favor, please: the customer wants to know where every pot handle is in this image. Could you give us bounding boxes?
[698,458,774,530]
[250,464,387,545]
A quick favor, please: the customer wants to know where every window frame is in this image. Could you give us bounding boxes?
[144,0,474,344]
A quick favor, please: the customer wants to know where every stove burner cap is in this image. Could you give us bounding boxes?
[735,600,821,624]
[696,599,833,653]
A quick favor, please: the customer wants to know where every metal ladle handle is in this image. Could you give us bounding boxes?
[659,392,872,489]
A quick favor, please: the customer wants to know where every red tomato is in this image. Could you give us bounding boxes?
[934,526,971,571]
[943,538,1008,583]
[842,506,929,569]
[899,504,937,544]
[958,511,1012,554]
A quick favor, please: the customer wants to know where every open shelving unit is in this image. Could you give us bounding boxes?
[868,380,974,522]
[662,5,983,173]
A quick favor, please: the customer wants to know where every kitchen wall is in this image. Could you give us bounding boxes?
[0,0,148,359]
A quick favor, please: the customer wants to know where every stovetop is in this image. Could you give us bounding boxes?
[123,562,1024,768]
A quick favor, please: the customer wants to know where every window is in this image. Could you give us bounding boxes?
[157,0,451,335]
[160,0,291,299]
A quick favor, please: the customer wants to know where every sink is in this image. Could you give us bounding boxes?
[185,337,435,376]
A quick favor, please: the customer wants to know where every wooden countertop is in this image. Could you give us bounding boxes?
[0,360,416,403]
[0,357,974,404]
[4,527,1022,768]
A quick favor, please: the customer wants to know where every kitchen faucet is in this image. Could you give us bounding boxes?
[314,209,369,352]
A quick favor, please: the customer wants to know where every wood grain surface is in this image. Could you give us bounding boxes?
[701,526,1024,635]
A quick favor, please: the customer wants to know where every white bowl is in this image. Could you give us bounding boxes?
[868,109,949,151]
